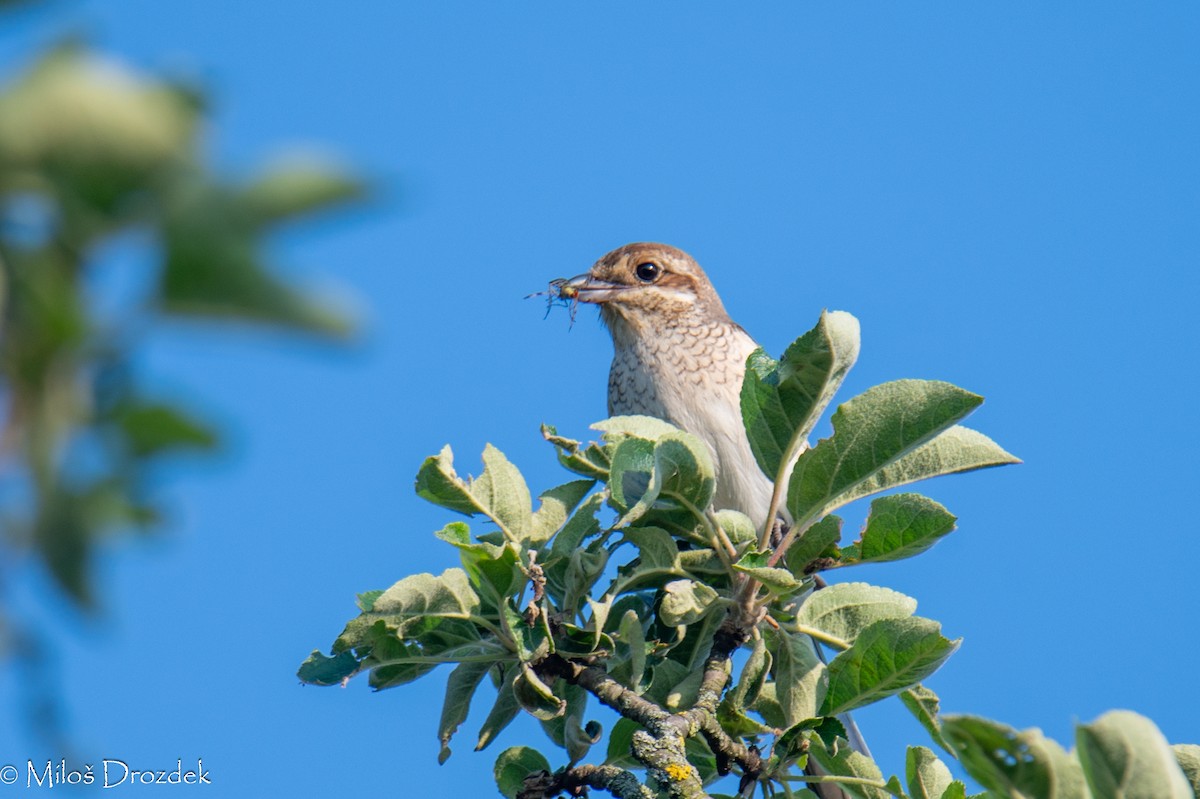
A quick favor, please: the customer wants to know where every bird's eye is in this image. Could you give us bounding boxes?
[634,262,662,283]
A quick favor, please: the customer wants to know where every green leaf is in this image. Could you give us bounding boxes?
[296,649,359,686]
[727,633,771,711]
[908,746,954,799]
[617,609,648,692]
[901,684,954,755]
[501,601,553,663]
[606,717,641,769]
[818,425,1020,523]
[593,414,681,442]
[435,522,521,603]
[607,436,656,515]
[1076,710,1192,799]
[494,746,551,799]
[942,715,1089,799]
[714,509,758,549]
[161,179,354,337]
[530,479,595,545]
[611,431,715,528]
[1173,745,1200,795]
[733,550,800,593]
[841,494,957,564]
[806,734,892,799]
[659,579,720,626]
[476,668,521,752]
[623,526,683,574]
[438,659,493,764]
[337,568,480,649]
[514,663,566,721]
[794,582,918,646]
[785,514,845,574]
[550,494,604,558]
[740,309,861,479]
[820,617,960,716]
[768,628,826,727]
[241,156,366,224]
[787,380,1000,525]
[542,424,612,480]
[541,683,601,763]
[415,444,533,542]
[115,402,217,458]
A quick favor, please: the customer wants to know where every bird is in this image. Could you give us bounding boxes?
[560,243,775,534]
[561,242,862,799]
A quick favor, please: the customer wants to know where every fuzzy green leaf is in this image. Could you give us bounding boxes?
[787,380,1001,525]
[820,617,959,716]
[733,550,800,592]
[908,746,954,799]
[494,746,552,799]
[659,579,720,626]
[794,582,918,646]
[768,628,826,727]
[1076,710,1192,799]
[943,715,1089,799]
[740,309,861,479]
[415,444,533,542]
[843,494,958,564]
[901,684,954,755]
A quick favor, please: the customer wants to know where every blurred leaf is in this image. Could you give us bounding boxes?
[907,746,954,799]
[901,684,954,755]
[788,380,999,525]
[115,401,217,458]
[161,179,354,336]
[794,582,918,646]
[1173,745,1200,794]
[942,715,1089,799]
[1076,710,1191,799]
[806,734,891,799]
[820,617,959,716]
[493,746,551,799]
[841,494,957,565]
[740,309,860,479]
[0,47,197,223]
[240,156,366,224]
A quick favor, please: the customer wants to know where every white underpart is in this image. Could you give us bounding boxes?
[605,310,778,533]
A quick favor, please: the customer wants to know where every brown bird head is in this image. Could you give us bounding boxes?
[563,243,732,331]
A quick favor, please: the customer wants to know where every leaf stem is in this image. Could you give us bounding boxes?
[788,623,849,651]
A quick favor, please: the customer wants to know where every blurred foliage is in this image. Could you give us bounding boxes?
[0,5,365,737]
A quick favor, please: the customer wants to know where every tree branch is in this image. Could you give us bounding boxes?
[517,764,655,799]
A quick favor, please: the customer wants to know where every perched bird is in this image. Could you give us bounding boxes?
[561,243,775,533]
[562,242,862,799]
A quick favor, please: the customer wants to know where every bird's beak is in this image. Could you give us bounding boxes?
[561,273,628,304]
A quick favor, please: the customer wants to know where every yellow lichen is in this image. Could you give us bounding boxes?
[664,763,693,782]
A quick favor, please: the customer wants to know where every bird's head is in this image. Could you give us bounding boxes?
[563,243,731,330]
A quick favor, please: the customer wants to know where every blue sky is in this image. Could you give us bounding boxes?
[1,2,1197,795]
